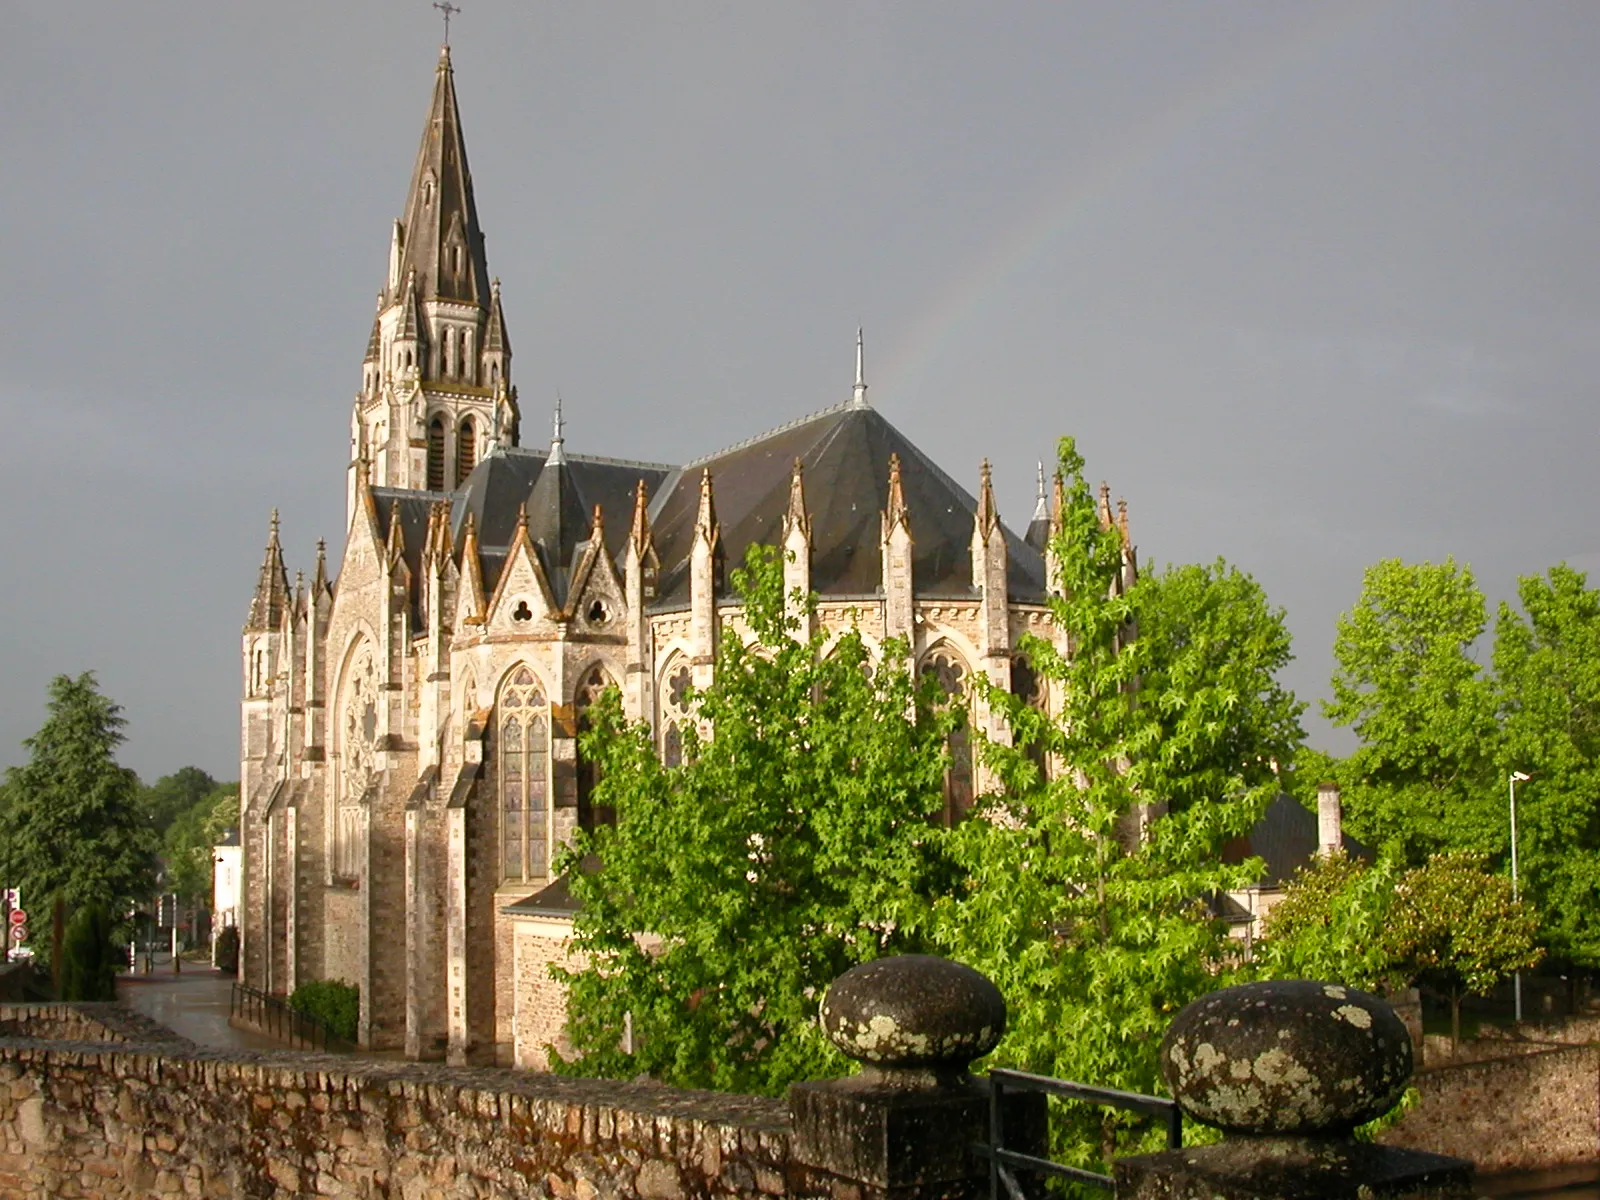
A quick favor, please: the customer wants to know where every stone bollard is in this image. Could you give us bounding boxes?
[1114,981,1474,1200]
[788,954,1045,1199]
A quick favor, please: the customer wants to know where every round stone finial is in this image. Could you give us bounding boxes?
[1160,980,1413,1136]
[819,955,1005,1074]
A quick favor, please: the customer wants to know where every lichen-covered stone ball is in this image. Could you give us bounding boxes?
[818,955,1005,1069]
[1159,980,1413,1136]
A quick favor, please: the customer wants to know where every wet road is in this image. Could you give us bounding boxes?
[116,964,283,1052]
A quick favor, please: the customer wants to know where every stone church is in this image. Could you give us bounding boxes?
[239,46,1135,1067]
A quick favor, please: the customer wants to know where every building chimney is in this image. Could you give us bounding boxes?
[1317,782,1342,858]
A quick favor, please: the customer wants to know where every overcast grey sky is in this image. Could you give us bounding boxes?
[1,2,1596,782]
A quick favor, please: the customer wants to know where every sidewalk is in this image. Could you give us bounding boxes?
[116,964,284,1053]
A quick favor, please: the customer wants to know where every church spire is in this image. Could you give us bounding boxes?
[389,43,490,310]
[246,509,291,632]
[1025,461,1051,551]
[851,327,869,409]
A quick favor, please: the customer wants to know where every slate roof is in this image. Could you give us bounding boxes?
[1223,793,1372,888]
[649,403,1047,607]
[365,404,1047,615]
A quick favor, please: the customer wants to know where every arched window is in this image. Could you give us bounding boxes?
[660,660,693,766]
[457,419,476,483]
[921,647,975,825]
[496,667,548,882]
[426,416,446,492]
[575,666,617,830]
[1011,654,1049,781]
[442,326,455,378]
[461,328,474,385]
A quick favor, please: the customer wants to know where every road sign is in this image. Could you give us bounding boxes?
[9,925,25,944]
[7,909,24,926]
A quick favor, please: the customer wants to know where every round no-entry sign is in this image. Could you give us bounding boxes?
[9,925,25,944]
[6,909,24,926]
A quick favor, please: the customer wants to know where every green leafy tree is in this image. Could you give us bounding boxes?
[1389,851,1543,1048]
[927,438,1304,1172]
[162,782,239,908]
[1325,559,1498,864]
[140,766,218,836]
[0,674,157,959]
[1493,565,1600,972]
[552,544,958,1095]
[1255,850,1401,992]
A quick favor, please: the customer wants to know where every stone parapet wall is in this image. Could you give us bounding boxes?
[0,1004,189,1048]
[0,1037,816,1200]
[1383,1043,1600,1173]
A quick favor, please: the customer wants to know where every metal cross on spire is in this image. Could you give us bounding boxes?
[433,2,462,47]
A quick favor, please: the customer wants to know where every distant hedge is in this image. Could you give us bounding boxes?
[289,979,359,1042]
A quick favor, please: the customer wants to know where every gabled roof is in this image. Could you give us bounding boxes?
[649,404,1047,606]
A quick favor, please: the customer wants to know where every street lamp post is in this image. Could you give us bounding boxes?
[1510,770,1531,1023]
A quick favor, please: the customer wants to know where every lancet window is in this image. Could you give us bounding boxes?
[496,667,548,882]
[427,416,446,492]
[660,660,692,768]
[457,419,476,483]
[575,665,617,831]
[921,646,975,825]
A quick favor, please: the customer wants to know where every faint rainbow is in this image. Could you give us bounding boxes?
[877,3,1382,404]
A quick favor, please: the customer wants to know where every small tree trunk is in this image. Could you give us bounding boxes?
[1449,990,1462,1054]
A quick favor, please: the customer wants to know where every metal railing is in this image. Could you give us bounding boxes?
[229,983,341,1052]
[971,1068,1182,1197]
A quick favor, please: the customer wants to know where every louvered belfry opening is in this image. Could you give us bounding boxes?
[426,416,446,492]
[457,419,476,484]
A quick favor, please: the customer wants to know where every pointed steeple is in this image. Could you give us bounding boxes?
[548,394,566,466]
[246,510,291,631]
[783,459,810,540]
[312,538,330,601]
[483,277,511,356]
[975,459,1000,540]
[363,300,382,364]
[389,43,491,310]
[695,468,719,545]
[1025,461,1050,552]
[1097,481,1115,531]
[629,479,654,559]
[851,328,869,409]
[883,453,910,535]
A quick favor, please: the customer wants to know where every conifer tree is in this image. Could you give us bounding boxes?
[0,674,157,959]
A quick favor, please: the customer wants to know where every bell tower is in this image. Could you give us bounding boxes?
[349,45,518,523]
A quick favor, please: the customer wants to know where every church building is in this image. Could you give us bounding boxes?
[239,46,1135,1067]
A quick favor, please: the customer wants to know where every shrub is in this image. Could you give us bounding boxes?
[212,925,239,974]
[60,903,120,1001]
[289,979,359,1042]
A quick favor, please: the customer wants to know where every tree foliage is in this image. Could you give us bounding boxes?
[1492,566,1600,969]
[1255,850,1402,992]
[60,903,120,1001]
[0,674,157,951]
[140,766,219,836]
[1389,851,1543,1045]
[161,780,239,906]
[926,437,1304,1171]
[553,543,958,1095]
[1325,559,1498,864]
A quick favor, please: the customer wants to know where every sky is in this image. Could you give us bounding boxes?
[1,2,1596,783]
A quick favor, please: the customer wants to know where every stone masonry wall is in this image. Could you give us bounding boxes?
[0,1006,187,1048]
[1382,1042,1600,1173]
[0,1036,816,1200]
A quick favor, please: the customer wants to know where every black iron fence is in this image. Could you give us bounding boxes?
[971,1067,1183,1196]
[229,983,343,1052]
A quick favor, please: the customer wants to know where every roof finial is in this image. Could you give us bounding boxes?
[549,393,567,465]
[269,508,280,540]
[1032,461,1048,523]
[433,2,461,49]
[851,327,869,409]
